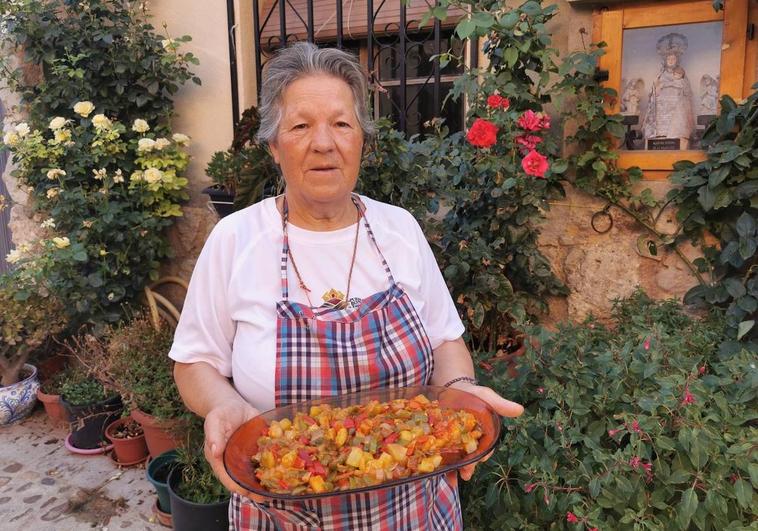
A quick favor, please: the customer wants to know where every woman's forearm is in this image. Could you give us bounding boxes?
[173,361,247,418]
[430,337,476,387]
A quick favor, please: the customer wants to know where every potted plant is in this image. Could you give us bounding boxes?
[36,365,75,426]
[0,268,66,426]
[204,106,280,217]
[167,419,230,531]
[146,449,180,527]
[60,370,122,451]
[105,414,149,466]
[76,313,189,457]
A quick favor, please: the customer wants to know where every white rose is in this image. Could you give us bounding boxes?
[113,169,124,184]
[46,187,60,199]
[91,114,112,130]
[143,167,163,184]
[137,138,156,152]
[3,131,19,146]
[15,122,30,137]
[74,101,95,117]
[171,133,190,146]
[130,171,143,183]
[132,119,150,133]
[5,248,23,264]
[49,117,67,130]
[161,39,174,50]
[46,168,66,180]
[54,129,72,143]
[154,137,170,150]
[40,218,56,229]
[52,236,70,249]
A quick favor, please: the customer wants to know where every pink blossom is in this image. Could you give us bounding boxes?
[699,366,706,375]
[643,337,651,350]
[524,483,536,493]
[682,388,696,405]
[630,420,642,433]
[629,456,641,468]
[537,387,545,394]
[608,428,620,437]
[566,511,579,524]
[537,112,551,130]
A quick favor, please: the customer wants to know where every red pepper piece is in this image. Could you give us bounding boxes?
[383,432,400,444]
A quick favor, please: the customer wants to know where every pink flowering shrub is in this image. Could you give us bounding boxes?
[462,291,756,529]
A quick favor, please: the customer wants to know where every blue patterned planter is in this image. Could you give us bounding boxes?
[0,364,40,425]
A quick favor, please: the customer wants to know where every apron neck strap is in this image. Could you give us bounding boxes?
[279,194,396,302]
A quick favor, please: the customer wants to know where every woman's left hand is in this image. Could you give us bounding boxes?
[452,383,524,481]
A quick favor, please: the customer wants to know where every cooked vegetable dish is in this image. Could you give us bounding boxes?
[252,394,483,494]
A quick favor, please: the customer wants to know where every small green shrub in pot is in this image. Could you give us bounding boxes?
[462,291,756,530]
[60,375,110,407]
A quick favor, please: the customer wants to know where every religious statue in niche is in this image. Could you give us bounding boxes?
[642,33,695,150]
[699,74,720,115]
[621,78,645,116]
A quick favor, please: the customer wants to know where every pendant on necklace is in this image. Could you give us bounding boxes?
[322,288,347,309]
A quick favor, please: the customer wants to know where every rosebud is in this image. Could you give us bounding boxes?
[566,512,579,524]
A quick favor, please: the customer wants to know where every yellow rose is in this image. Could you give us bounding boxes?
[155,137,171,150]
[143,167,163,184]
[46,187,60,199]
[15,122,30,137]
[49,117,67,130]
[130,171,144,183]
[52,236,70,249]
[132,119,150,133]
[3,131,19,146]
[54,129,72,143]
[92,114,112,130]
[47,168,66,180]
[74,101,95,117]
[137,138,156,152]
[172,133,190,146]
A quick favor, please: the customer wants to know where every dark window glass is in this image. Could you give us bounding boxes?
[378,82,462,137]
[377,33,464,81]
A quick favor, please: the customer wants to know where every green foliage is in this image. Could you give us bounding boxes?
[205,106,280,211]
[0,0,199,128]
[73,313,186,421]
[668,90,758,343]
[175,417,230,504]
[361,0,568,352]
[463,291,757,530]
[60,372,110,406]
[0,266,66,385]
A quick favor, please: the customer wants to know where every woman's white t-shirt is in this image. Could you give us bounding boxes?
[168,195,464,411]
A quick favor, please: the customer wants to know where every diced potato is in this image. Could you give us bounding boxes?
[281,450,297,467]
[260,450,275,469]
[279,418,292,430]
[386,443,408,463]
[464,439,478,454]
[335,427,348,447]
[346,447,364,468]
[399,430,413,444]
[309,475,326,493]
[268,422,283,438]
[417,455,442,473]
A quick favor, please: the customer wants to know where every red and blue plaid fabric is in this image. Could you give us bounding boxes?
[230,195,463,530]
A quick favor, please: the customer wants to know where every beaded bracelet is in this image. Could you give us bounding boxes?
[442,376,478,388]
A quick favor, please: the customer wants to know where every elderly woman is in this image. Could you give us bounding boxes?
[170,42,523,530]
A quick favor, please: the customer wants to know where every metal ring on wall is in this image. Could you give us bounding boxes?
[591,207,614,234]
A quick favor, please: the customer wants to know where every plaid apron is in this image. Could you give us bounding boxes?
[230,196,462,530]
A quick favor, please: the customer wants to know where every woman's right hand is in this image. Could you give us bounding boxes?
[203,399,266,502]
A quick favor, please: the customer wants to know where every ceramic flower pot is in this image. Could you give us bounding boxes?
[36,388,67,426]
[168,466,230,531]
[61,394,123,450]
[0,364,40,425]
[146,450,179,514]
[105,416,149,466]
[131,408,184,458]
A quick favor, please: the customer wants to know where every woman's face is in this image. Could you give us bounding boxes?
[665,54,678,68]
[269,74,364,209]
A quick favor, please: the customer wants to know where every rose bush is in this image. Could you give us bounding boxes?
[3,106,190,326]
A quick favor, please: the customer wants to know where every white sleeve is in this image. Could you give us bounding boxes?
[410,215,465,349]
[168,221,236,377]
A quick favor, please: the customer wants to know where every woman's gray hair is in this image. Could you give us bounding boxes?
[256,42,375,144]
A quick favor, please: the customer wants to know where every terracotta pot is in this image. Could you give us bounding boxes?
[153,498,173,528]
[105,417,149,466]
[36,388,67,426]
[131,408,184,458]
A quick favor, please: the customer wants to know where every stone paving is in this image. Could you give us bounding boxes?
[0,408,162,530]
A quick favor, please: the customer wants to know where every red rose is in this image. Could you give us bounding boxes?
[466,118,498,148]
[487,94,510,110]
[566,512,579,524]
[517,109,542,131]
[515,134,543,152]
[521,150,549,178]
[538,112,551,130]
